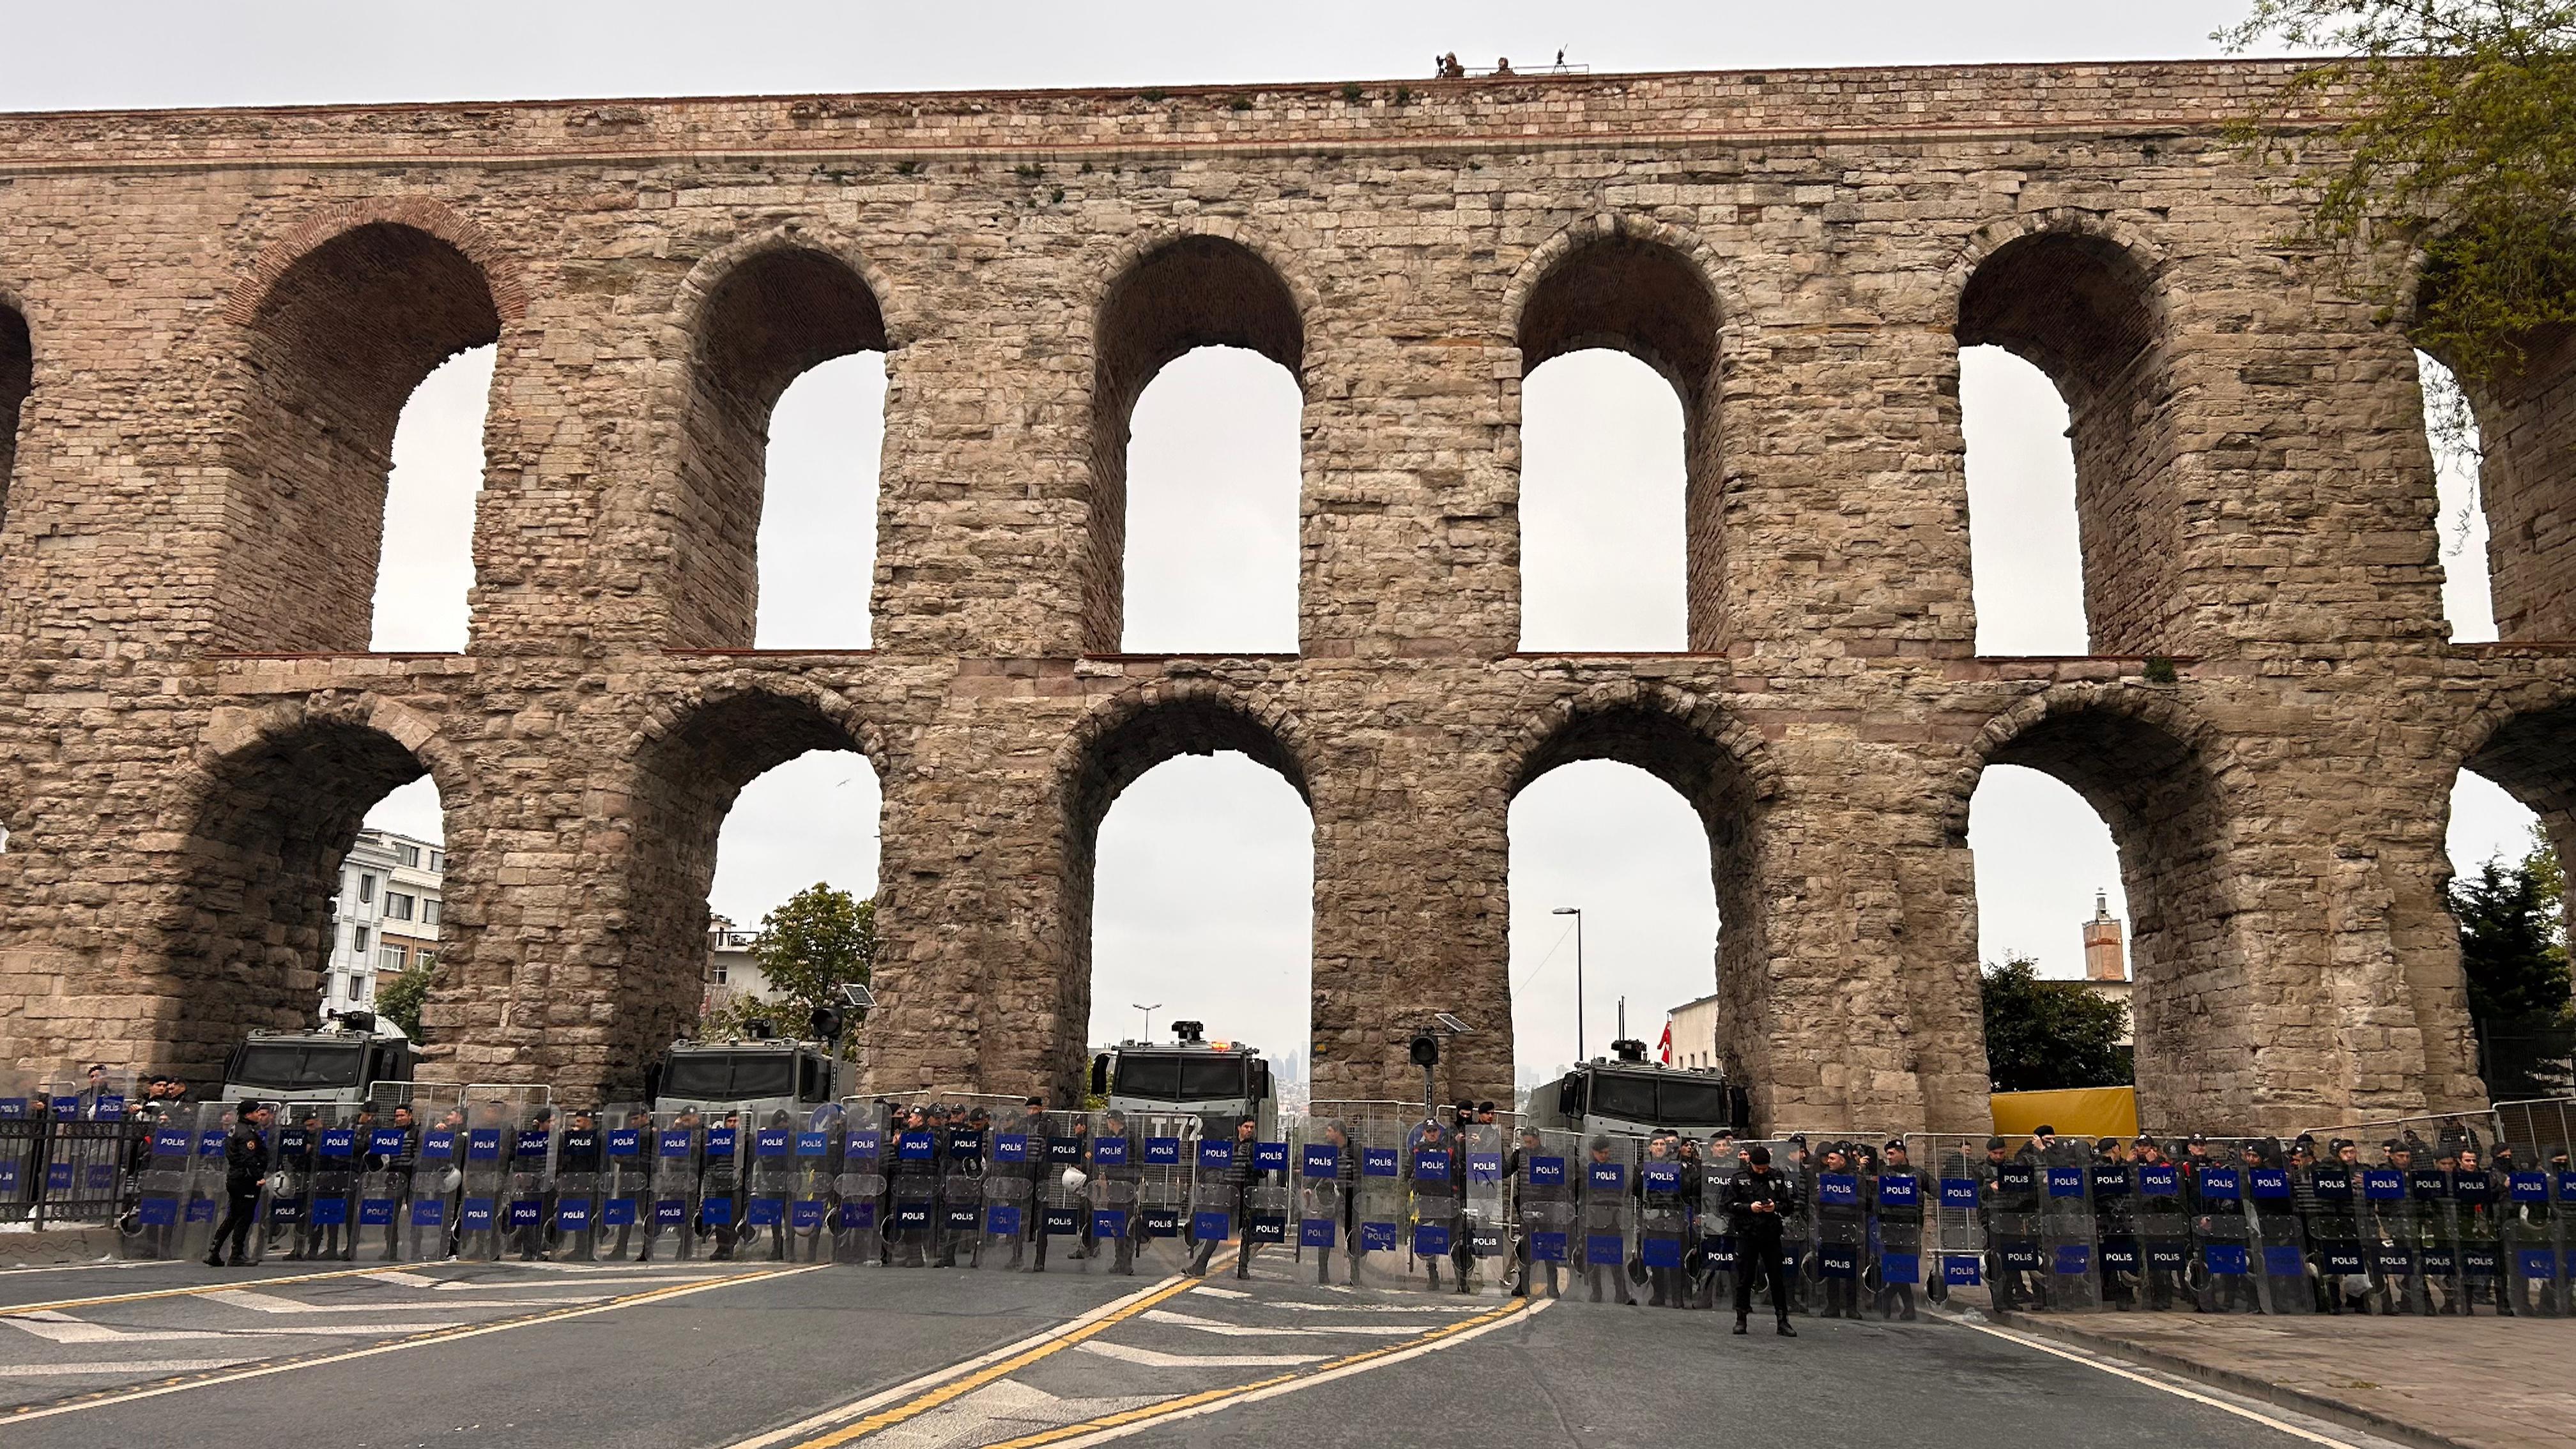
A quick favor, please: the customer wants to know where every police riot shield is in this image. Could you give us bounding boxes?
[2234,1140,2313,1315]
[404,1098,468,1262]
[2501,1139,2569,1317]
[503,1105,558,1261]
[1869,1153,1929,1319]
[1979,1146,2043,1312]
[454,1093,522,1260]
[1347,1114,1408,1287]
[2356,1147,2426,1313]
[1575,1134,1637,1307]
[698,1110,748,1260]
[260,1104,323,1261]
[643,1109,707,1262]
[783,1108,844,1264]
[299,1107,362,1262]
[1185,1126,1246,1280]
[1127,1111,1199,1278]
[1028,1110,1094,1274]
[2129,1148,2190,1311]
[1296,1117,1357,1287]
[549,1108,606,1262]
[830,1101,890,1266]
[1508,1127,1579,1301]
[2409,1147,2465,1314]
[597,1103,655,1262]
[1401,1121,1462,1293]
[46,1068,137,1122]
[2301,1144,2368,1315]
[2184,1153,2257,1312]
[1691,1135,1742,1311]
[1636,1135,1694,1308]
[2457,1143,2513,1314]
[1909,1137,1986,1305]
[974,1103,1037,1273]
[934,1110,990,1269]
[1245,1128,1293,1278]
[1086,1111,1151,1277]
[355,1097,429,1263]
[2035,1138,2100,1311]
[1805,1146,1867,1317]
[2085,1149,2141,1312]
[131,1101,206,1260]
[186,1103,234,1255]
[1457,1123,1512,1296]
[879,1106,942,1268]
[742,1112,799,1262]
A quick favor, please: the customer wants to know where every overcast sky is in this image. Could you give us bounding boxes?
[35,1,2529,1084]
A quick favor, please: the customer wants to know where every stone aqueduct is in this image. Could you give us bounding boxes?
[0,62,2568,1135]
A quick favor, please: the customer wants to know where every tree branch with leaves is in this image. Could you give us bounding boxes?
[698,884,877,1060]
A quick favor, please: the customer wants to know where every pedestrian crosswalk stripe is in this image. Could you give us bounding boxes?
[1074,1341,1328,1370]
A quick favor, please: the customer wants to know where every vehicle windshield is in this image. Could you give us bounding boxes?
[230,1043,364,1092]
[1586,1072,1731,1128]
[660,1053,796,1102]
[1114,1054,1247,1101]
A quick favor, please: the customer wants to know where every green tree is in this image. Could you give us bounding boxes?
[2449,847,2575,1029]
[699,884,877,1057]
[2220,2,2576,390]
[376,960,436,1041]
[1980,954,2135,1092]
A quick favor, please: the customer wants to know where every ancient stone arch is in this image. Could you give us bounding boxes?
[0,65,2547,1130]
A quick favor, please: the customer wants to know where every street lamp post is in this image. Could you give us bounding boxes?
[1551,907,1584,1065]
[1131,1002,1162,1045]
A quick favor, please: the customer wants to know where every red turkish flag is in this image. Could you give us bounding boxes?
[1657,1022,1673,1065]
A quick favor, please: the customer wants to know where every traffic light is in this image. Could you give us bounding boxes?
[1409,1034,1440,1068]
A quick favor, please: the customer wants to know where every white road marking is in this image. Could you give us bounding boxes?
[862,1379,1173,1449]
[204,1288,609,1312]
[719,1276,1196,1449]
[358,1270,447,1289]
[1945,1315,2373,1447]
[1075,1340,1329,1369]
[434,1273,724,1290]
[6,1312,458,1343]
[1029,1298,1551,1449]
[0,1358,254,1377]
[1140,1308,1427,1338]
[1187,1286,1487,1312]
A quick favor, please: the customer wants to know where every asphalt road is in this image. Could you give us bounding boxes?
[0,1250,2404,1449]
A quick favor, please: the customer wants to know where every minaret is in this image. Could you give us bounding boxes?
[2082,889,2127,982]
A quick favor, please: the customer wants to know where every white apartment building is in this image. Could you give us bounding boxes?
[701,917,767,1015]
[321,828,445,1027]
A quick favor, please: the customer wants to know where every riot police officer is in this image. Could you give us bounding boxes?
[1811,1142,1864,1319]
[1506,1126,1565,1300]
[204,1101,271,1268]
[376,1103,421,1262]
[557,1107,604,1261]
[1312,1119,1361,1287]
[1188,1116,1259,1280]
[1977,1135,2038,1310]
[1726,1144,1795,1337]
[1872,1138,1924,1321]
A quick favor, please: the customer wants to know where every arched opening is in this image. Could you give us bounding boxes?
[1,301,29,537]
[630,692,882,1087]
[1059,698,1312,1101]
[1965,703,2237,1120]
[755,354,888,648]
[160,718,452,1078]
[370,347,496,652]
[1961,348,2089,654]
[1957,231,2177,657]
[1509,761,1717,1078]
[1966,763,2132,1087]
[1517,350,1689,650]
[670,247,889,649]
[1089,753,1314,1080]
[2453,706,2576,1097]
[2418,329,2576,641]
[1506,702,1763,1096]
[1086,236,1304,654]
[1515,234,1722,651]
[218,222,502,653]
[1117,348,1301,653]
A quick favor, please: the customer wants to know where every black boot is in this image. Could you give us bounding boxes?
[1776,1317,1797,1337]
[1733,1315,1748,1335]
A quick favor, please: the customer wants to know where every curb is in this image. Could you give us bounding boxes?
[1966,1305,2474,1449]
[0,1225,121,1268]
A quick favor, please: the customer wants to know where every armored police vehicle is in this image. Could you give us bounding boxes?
[219,1013,417,1107]
[649,1034,846,1121]
[1089,1021,1277,1137]
[1528,1039,1748,1138]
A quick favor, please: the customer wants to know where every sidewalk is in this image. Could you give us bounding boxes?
[1965,1293,2576,1449]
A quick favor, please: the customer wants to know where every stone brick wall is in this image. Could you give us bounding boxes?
[0,62,2561,1133]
